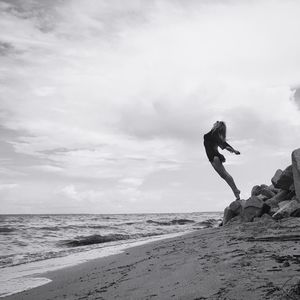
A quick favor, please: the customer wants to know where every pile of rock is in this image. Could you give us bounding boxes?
[223,148,300,225]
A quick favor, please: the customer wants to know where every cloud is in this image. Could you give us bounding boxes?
[0,183,18,190]
[1,0,300,212]
[293,87,300,110]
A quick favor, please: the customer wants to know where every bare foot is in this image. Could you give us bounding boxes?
[234,189,241,200]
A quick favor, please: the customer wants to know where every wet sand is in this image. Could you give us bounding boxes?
[5,217,300,300]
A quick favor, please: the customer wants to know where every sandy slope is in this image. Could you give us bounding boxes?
[5,217,300,300]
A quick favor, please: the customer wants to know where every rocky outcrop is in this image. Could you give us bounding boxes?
[222,148,300,225]
[292,148,300,201]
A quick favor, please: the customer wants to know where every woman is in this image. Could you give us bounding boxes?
[203,121,241,200]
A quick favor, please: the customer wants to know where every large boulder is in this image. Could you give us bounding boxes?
[223,199,245,225]
[265,190,289,208]
[242,196,266,222]
[223,207,235,225]
[271,166,294,190]
[292,148,300,201]
[272,200,300,220]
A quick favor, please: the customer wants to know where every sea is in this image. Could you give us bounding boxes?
[0,212,222,297]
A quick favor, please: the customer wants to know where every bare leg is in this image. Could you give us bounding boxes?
[211,156,241,199]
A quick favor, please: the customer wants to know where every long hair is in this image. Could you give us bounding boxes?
[211,121,227,142]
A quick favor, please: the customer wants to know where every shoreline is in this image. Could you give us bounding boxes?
[4,217,300,300]
[0,230,193,298]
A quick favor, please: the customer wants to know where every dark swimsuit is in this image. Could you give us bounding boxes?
[203,130,232,163]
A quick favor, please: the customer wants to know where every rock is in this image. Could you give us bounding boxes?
[285,190,296,200]
[251,185,263,196]
[279,200,291,208]
[291,208,300,217]
[271,166,294,190]
[260,213,274,220]
[260,187,276,199]
[257,194,269,201]
[227,215,243,225]
[292,148,300,201]
[229,199,245,214]
[272,200,300,220]
[244,196,264,209]
[253,213,274,222]
[223,207,235,225]
[223,199,245,225]
[271,169,282,186]
[283,261,290,267]
[242,196,265,222]
[268,185,280,194]
[265,190,289,208]
[269,206,279,216]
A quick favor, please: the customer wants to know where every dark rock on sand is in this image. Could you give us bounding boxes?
[223,207,235,225]
[292,148,300,201]
[223,199,245,225]
[242,196,265,222]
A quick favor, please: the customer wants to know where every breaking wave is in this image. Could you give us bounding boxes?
[62,232,162,247]
[146,218,195,226]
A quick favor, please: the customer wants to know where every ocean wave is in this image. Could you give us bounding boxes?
[61,232,162,247]
[193,218,222,228]
[29,224,115,231]
[0,227,15,233]
[146,218,195,226]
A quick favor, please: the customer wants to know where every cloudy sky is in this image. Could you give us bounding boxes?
[1,0,300,214]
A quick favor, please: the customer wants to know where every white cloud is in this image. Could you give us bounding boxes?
[1,0,300,212]
[0,183,18,190]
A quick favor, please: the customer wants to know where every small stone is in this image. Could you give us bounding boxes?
[283,261,290,267]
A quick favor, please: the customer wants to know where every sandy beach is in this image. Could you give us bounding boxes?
[4,217,300,300]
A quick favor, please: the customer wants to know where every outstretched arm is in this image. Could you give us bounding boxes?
[223,142,241,155]
[220,141,240,155]
[215,133,240,155]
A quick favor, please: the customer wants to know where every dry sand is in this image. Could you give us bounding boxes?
[4,217,300,300]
